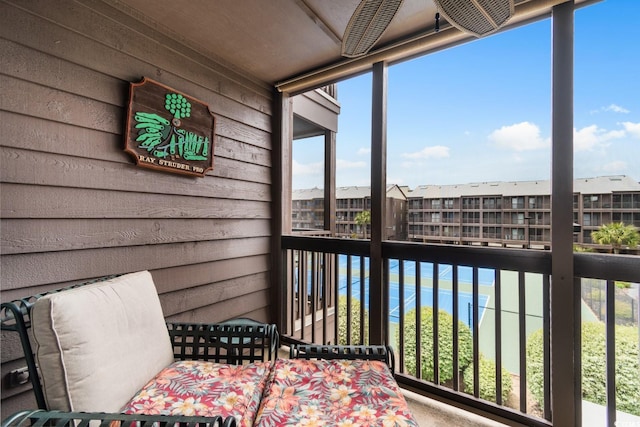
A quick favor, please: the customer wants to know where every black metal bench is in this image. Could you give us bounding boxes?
[1,409,237,427]
[0,274,278,416]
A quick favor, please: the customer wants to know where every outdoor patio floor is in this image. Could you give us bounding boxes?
[402,389,511,427]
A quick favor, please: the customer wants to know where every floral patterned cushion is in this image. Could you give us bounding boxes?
[121,360,272,427]
[254,358,419,427]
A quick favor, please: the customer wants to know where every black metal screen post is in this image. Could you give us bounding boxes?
[551,2,578,425]
[369,60,387,345]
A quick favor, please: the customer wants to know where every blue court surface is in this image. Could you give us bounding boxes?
[337,255,492,328]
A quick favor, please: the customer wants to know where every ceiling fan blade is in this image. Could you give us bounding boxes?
[342,0,404,58]
[433,0,515,37]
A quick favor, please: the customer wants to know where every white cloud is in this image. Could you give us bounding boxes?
[621,122,640,138]
[574,125,625,152]
[337,159,367,169]
[292,159,323,176]
[602,161,627,173]
[590,104,631,115]
[401,145,450,159]
[357,147,371,155]
[488,122,549,151]
[604,104,630,114]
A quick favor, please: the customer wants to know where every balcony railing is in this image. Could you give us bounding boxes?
[280,235,640,427]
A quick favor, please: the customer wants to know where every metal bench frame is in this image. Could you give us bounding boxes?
[289,343,395,372]
[0,275,278,411]
[1,409,237,427]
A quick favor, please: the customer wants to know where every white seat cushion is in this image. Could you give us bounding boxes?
[32,270,175,412]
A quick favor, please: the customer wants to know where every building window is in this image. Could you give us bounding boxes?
[463,197,480,209]
[431,213,440,223]
[583,194,599,209]
[431,199,441,209]
[613,194,634,209]
[512,212,525,225]
[463,212,480,223]
[443,226,458,237]
[426,225,439,236]
[462,226,479,238]
[443,212,455,223]
[483,212,502,224]
[482,197,502,210]
[444,199,454,209]
[482,226,502,239]
[511,197,524,209]
[613,212,633,223]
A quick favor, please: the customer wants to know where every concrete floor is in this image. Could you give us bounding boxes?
[402,389,510,427]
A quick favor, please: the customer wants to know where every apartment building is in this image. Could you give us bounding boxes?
[292,176,640,251]
[407,175,640,251]
[292,185,407,240]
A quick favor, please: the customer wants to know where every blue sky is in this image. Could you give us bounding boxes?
[292,0,640,190]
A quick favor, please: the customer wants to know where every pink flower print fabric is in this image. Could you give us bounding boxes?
[254,358,419,426]
[122,360,272,427]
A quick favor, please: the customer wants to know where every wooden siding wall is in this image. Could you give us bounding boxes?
[0,0,274,415]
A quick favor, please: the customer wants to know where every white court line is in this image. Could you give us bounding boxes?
[389,290,417,318]
[439,265,453,278]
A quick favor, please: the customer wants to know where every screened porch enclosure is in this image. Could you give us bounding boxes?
[2,0,638,426]
[274,3,638,427]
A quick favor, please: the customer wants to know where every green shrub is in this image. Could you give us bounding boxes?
[526,328,545,407]
[463,355,513,403]
[400,307,473,384]
[337,295,369,345]
[615,281,632,289]
[527,322,640,416]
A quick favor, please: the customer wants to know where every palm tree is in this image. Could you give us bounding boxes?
[590,222,640,254]
[354,210,371,239]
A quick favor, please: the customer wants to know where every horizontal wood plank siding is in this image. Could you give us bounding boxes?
[0,0,275,415]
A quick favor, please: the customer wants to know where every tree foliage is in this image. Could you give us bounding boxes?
[463,355,513,403]
[354,210,371,239]
[527,322,640,416]
[337,295,369,345]
[400,307,473,384]
[591,222,640,253]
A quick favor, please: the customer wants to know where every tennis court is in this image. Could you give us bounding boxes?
[338,255,492,328]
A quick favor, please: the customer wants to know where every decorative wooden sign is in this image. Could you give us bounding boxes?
[124,77,215,177]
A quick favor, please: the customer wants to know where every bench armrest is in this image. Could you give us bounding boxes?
[1,410,237,427]
[166,321,279,363]
[289,344,395,372]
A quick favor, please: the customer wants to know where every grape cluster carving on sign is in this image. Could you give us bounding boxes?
[124,78,215,177]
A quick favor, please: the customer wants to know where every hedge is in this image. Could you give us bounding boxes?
[527,322,640,416]
[337,295,369,345]
[400,307,473,384]
[463,355,513,403]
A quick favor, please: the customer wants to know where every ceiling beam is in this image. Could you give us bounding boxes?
[294,0,342,45]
